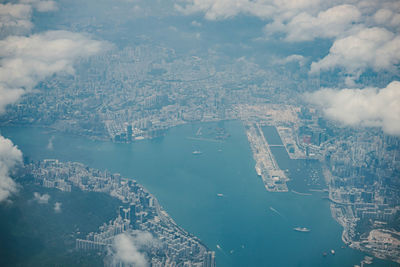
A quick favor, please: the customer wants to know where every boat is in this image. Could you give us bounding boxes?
[322,252,327,257]
[192,150,202,155]
[331,249,335,255]
[217,193,224,197]
[293,227,311,232]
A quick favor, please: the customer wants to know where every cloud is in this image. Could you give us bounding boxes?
[175,0,276,20]
[191,20,202,27]
[266,5,362,42]
[0,3,33,38]
[54,202,62,213]
[0,136,23,203]
[305,81,400,136]
[19,0,58,12]
[33,192,50,204]
[111,231,158,267]
[310,27,400,75]
[0,1,108,205]
[274,54,307,67]
[0,1,57,38]
[176,0,400,80]
[373,9,400,27]
[0,30,110,113]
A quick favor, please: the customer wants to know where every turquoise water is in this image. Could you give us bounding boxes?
[0,122,391,266]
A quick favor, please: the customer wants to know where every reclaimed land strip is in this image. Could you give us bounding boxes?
[245,123,289,192]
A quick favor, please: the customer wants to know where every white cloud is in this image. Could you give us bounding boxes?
[268,5,362,42]
[0,86,25,114]
[175,0,276,20]
[373,8,400,28]
[176,0,400,79]
[33,192,50,204]
[0,30,110,112]
[305,81,400,136]
[191,20,202,27]
[0,136,23,203]
[111,231,157,267]
[274,54,307,66]
[0,1,57,38]
[19,0,58,12]
[0,3,33,38]
[310,27,400,75]
[54,202,62,213]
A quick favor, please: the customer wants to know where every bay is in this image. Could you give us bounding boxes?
[0,121,390,266]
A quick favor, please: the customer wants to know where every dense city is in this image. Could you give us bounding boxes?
[28,159,215,267]
[1,41,399,264]
[0,27,400,266]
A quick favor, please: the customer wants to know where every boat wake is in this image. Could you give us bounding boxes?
[269,206,283,217]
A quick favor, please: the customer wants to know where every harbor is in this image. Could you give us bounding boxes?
[0,121,391,267]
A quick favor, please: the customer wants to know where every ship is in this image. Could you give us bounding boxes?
[192,150,202,155]
[293,227,311,232]
[256,166,262,176]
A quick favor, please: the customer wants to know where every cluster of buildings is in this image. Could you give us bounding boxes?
[0,43,317,143]
[1,32,399,264]
[239,103,400,263]
[290,109,400,263]
[28,159,215,267]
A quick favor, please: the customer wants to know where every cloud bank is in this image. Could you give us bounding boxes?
[0,136,23,203]
[0,30,109,113]
[305,81,400,136]
[0,3,33,37]
[310,27,400,75]
[176,0,400,79]
[266,4,362,42]
[175,0,324,21]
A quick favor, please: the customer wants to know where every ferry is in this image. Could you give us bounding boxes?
[192,150,202,155]
[293,227,311,232]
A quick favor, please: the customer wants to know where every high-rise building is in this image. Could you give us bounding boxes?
[203,251,216,267]
[127,125,133,141]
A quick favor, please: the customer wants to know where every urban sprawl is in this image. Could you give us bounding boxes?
[2,44,399,264]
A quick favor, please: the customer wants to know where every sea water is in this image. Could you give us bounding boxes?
[1,121,390,266]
